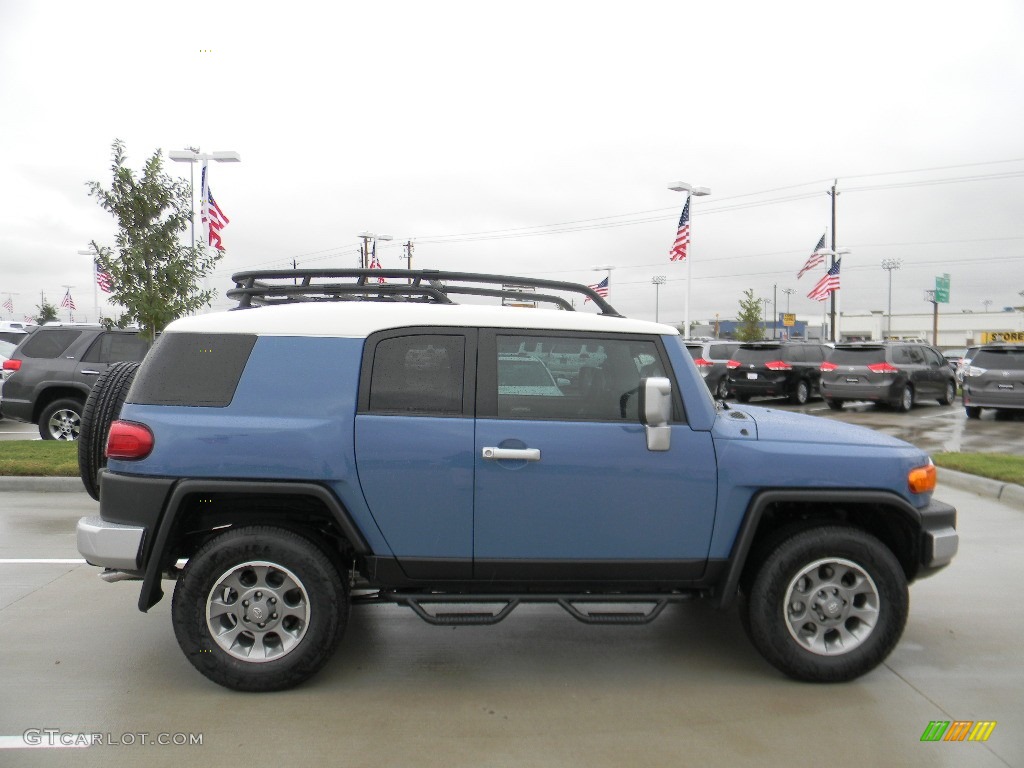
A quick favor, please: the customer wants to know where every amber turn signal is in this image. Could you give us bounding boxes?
[908,462,936,494]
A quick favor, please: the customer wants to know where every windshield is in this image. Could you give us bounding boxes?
[0,340,15,357]
[733,347,784,364]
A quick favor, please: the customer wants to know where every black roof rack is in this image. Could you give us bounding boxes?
[227,269,623,317]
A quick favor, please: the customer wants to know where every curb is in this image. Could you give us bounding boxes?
[1,471,1022,510]
[0,476,86,493]
[936,467,1024,512]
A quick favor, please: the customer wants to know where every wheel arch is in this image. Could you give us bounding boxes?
[33,385,88,422]
[138,480,371,612]
[715,489,925,610]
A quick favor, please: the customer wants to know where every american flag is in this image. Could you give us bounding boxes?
[668,196,690,262]
[201,164,230,251]
[96,264,113,293]
[585,276,609,302]
[807,259,841,301]
[368,255,386,284]
[797,233,828,279]
[60,290,76,310]
[2,297,12,313]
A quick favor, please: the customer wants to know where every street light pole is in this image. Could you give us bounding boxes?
[668,181,712,338]
[881,258,902,339]
[77,247,99,323]
[760,297,770,339]
[168,149,242,249]
[652,276,666,323]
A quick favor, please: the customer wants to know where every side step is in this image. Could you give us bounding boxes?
[387,593,695,627]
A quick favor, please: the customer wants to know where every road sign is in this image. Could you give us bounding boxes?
[934,274,950,303]
[782,313,796,327]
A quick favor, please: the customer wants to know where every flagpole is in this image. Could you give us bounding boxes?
[668,182,711,337]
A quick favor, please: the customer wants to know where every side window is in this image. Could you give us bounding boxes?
[19,330,82,359]
[494,334,664,421]
[368,335,464,415]
[907,346,926,365]
[786,346,806,364]
[923,348,944,367]
[892,346,913,365]
[81,333,150,363]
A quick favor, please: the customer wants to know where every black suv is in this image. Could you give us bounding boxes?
[725,341,829,404]
[1,325,150,439]
[820,342,956,412]
[684,339,740,399]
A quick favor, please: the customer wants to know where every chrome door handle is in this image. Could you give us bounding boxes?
[482,447,541,461]
[80,369,102,375]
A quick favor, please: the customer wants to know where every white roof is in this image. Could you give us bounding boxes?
[166,302,677,338]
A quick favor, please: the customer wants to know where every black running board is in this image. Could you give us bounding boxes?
[387,593,696,626]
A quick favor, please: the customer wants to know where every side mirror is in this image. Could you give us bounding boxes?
[639,377,672,451]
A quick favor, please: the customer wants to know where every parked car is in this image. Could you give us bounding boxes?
[957,345,981,384]
[819,342,956,412]
[0,329,31,346]
[961,344,1024,418]
[684,339,741,399]
[725,341,829,404]
[941,347,967,373]
[1,325,150,439]
[75,270,957,692]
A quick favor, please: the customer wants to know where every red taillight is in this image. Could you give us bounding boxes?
[2,359,21,372]
[106,421,154,460]
[820,361,838,372]
[764,360,792,371]
[726,360,741,369]
[867,362,899,374]
[694,357,713,368]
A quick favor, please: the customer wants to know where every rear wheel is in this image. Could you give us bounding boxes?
[172,526,347,692]
[938,381,955,406]
[745,527,908,682]
[38,398,84,441]
[790,380,810,405]
[78,361,141,500]
[825,398,844,411]
[965,406,981,419]
[894,385,914,413]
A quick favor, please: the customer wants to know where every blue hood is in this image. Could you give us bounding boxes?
[718,404,913,449]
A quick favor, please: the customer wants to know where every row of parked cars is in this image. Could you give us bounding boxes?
[684,338,1024,416]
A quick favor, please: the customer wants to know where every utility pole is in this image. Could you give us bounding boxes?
[882,258,902,339]
[828,180,839,341]
[773,284,777,339]
[402,240,415,282]
[782,287,796,340]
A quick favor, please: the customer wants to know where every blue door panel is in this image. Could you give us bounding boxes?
[473,419,717,561]
[355,414,475,559]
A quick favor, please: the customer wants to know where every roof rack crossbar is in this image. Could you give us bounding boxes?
[228,269,622,316]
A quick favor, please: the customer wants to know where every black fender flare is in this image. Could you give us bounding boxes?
[714,488,931,610]
[138,479,371,612]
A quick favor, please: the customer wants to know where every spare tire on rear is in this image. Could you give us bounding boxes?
[78,361,141,500]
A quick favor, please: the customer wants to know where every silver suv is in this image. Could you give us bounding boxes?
[962,344,1024,418]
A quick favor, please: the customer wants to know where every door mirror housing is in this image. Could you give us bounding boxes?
[639,376,672,451]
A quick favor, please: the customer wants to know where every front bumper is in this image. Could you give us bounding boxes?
[76,515,146,571]
[917,498,958,576]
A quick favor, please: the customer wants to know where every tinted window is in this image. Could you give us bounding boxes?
[891,346,914,365]
[972,349,1024,370]
[19,329,82,359]
[685,345,702,360]
[923,348,945,367]
[368,335,464,414]
[829,347,886,365]
[81,333,150,364]
[733,346,783,365]
[495,334,663,421]
[129,333,257,407]
[803,345,825,363]
[709,343,739,359]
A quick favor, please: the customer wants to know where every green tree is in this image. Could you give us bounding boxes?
[735,288,765,341]
[34,299,59,325]
[87,139,222,340]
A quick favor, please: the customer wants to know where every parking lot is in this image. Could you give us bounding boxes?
[0,480,1021,767]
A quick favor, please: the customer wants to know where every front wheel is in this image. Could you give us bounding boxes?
[745,527,908,682]
[172,526,347,692]
[965,406,981,419]
[38,398,84,440]
[825,398,844,411]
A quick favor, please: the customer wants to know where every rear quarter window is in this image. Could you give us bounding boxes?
[128,333,257,407]
[18,330,82,358]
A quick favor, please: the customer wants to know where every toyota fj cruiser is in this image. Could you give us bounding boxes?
[76,270,958,691]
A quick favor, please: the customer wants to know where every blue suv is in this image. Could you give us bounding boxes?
[76,270,958,691]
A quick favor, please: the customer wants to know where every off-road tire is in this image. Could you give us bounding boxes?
[77,361,141,500]
[172,526,347,692]
[745,526,908,683]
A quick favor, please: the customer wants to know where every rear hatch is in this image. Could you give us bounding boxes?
[964,347,1024,407]
[820,345,896,397]
[727,344,790,389]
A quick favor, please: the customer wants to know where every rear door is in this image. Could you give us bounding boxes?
[76,332,150,389]
[472,330,717,583]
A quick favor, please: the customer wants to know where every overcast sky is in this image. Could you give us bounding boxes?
[1,0,1022,330]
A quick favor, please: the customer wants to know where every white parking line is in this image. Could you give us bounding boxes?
[0,559,86,564]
